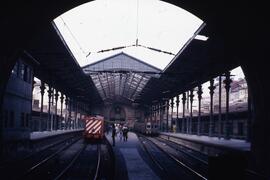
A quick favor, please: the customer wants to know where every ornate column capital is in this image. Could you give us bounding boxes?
[176,95,180,107]
[40,81,45,95]
[55,90,59,101]
[197,85,203,100]
[60,93,64,103]
[189,89,194,103]
[47,86,53,98]
[182,92,186,104]
[208,79,216,96]
[223,71,232,92]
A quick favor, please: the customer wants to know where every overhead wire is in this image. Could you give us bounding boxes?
[85,0,175,58]
[60,16,86,55]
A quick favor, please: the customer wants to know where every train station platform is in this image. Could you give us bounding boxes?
[106,132,160,180]
[159,132,250,154]
[30,129,83,140]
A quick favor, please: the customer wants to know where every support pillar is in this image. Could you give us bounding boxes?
[74,99,78,129]
[189,89,194,134]
[159,102,162,131]
[47,85,53,131]
[224,71,232,139]
[154,104,157,126]
[166,100,169,132]
[39,81,45,131]
[209,79,216,137]
[60,93,64,130]
[197,85,203,135]
[65,97,69,130]
[246,86,251,142]
[150,105,153,126]
[51,88,54,131]
[176,95,180,132]
[186,91,189,134]
[170,98,174,132]
[69,98,72,129]
[218,76,222,138]
[182,93,186,133]
[162,101,166,131]
[54,90,59,130]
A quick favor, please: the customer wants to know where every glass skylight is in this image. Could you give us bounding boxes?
[54,0,203,69]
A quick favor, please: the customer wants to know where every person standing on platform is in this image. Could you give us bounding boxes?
[112,124,116,146]
[123,126,129,141]
[119,125,123,141]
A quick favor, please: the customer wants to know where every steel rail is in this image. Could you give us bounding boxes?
[22,137,82,178]
[137,135,165,172]
[141,134,207,180]
[93,144,101,180]
[156,136,208,166]
[0,134,79,169]
[54,143,88,180]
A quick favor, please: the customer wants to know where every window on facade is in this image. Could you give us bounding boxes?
[20,112,25,127]
[12,62,18,75]
[28,68,32,83]
[23,65,28,82]
[4,110,8,128]
[9,111,14,128]
[238,122,244,136]
[25,113,29,127]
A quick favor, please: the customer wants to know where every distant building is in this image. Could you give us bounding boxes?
[212,77,248,113]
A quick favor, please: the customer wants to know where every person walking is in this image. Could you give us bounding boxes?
[122,126,129,141]
[112,124,116,146]
[119,125,123,141]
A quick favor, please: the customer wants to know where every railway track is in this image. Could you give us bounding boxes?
[155,136,208,173]
[1,136,115,180]
[0,135,81,179]
[55,137,114,180]
[0,134,80,170]
[157,136,208,165]
[138,134,208,180]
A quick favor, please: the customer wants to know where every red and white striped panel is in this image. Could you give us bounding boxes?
[85,118,102,134]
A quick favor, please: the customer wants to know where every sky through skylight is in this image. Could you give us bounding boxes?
[54,0,203,69]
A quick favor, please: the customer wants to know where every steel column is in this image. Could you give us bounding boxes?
[189,89,194,134]
[39,81,45,131]
[176,95,180,132]
[224,71,232,139]
[182,93,186,133]
[209,79,216,136]
[47,85,53,131]
[218,76,222,138]
[197,85,202,135]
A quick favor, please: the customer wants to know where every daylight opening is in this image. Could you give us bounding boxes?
[53,0,203,70]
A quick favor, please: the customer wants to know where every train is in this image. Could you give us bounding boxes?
[133,121,159,136]
[83,115,105,140]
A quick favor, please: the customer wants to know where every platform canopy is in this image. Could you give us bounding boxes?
[82,52,161,103]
